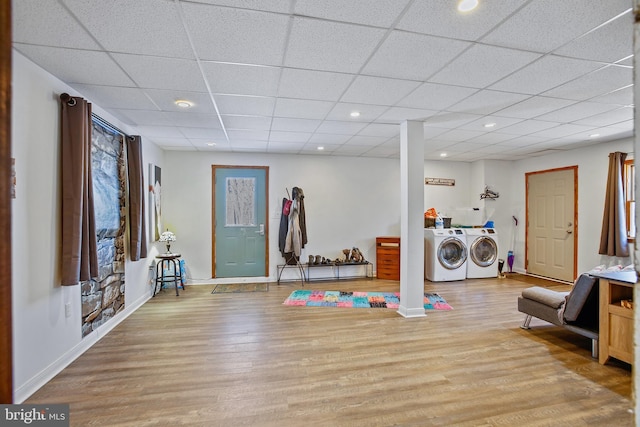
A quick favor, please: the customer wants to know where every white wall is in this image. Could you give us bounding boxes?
[11,51,163,402]
[511,139,634,274]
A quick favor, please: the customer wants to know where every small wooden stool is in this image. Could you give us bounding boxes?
[155,253,182,296]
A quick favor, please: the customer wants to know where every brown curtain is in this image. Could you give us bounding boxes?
[60,93,98,285]
[599,151,629,257]
[127,135,147,260]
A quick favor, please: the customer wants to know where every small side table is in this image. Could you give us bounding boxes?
[155,253,182,296]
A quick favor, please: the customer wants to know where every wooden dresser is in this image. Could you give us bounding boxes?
[594,270,637,366]
[376,237,400,280]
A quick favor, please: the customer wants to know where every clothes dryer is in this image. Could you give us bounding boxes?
[424,228,468,282]
[465,228,499,278]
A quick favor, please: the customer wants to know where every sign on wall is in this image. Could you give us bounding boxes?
[425,177,455,186]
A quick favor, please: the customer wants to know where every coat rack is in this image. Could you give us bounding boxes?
[480,186,499,200]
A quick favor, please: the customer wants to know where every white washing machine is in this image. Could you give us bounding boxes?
[465,228,499,278]
[424,228,468,282]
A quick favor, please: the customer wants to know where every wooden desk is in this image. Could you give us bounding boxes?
[595,270,637,365]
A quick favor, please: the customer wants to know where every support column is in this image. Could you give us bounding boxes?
[397,120,426,318]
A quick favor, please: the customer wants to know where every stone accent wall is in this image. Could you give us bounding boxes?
[81,122,126,338]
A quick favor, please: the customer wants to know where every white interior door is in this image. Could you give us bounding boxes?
[526,168,577,282]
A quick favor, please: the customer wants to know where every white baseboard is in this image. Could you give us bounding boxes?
[14,292,151,403]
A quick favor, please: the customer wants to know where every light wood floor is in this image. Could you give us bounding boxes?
[27,276,633,426]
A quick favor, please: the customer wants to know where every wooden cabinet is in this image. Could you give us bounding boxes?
[376,237,400,280]
[597,271,636,365]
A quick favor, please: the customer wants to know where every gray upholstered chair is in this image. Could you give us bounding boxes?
[517,274,599,358]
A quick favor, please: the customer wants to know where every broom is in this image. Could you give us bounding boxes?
[507,216,518,273]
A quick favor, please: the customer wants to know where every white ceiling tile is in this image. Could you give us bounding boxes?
[430,44,540,88]
[554,10,633,63]
[444,142,480,152]
[608,119,634,130]
[231,140,269,151]
[341,76,421,106]
[65,0,194,59]
[465,132,517,144]
[482,0,631,53]
[274,98,335,119]
[447,90,529,115]
[192,139,231,150]
[572,107,633,128]
[495,96,576,119]
[112,53,206,91]
[531,123,596,139]
[333,145,371,155]
[222,115,272,130]
[396,83,478,111]
[496,135,548,148]
[365,146,399,158]
[202,62,281,97]
[423,126,450,139]
[13,0,100,49]
[178,127,228,140]
[535,102,620,123]
[346,135,389,146]
[147,136,194,148]
[70,85,158,110]
[135,126,184,138]
[423,112,483,129]
[214,95,276,116]
[271,118,321,132]
[376,107,438,123]
[284,17,387,73]
[397,0,528,41]
[489,55,603,95]
[308,134,351,144]
[181,3,289,65]
[268,141,307,151]
[169,112,225,128]
[458,116,524,132]
[588,126,633,139]
[226,130,270,140]
[277,69,354,101]
[437,129,486,142]
[145,90,216,113]
[315,120,368,135]
[590,86,633,106]
[14,0,634,163]
[268,131,312,143]
[325,103,388,122]
[294,0,411,27]
[16,45,135,87]
[189,0,292,13]
[498,120,560,136]
[362,31,470,80]
[358,123,399,138]
[542,65,633,101]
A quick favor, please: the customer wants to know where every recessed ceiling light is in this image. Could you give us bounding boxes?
[317,146,325,150]
[484,122,496,128]
[350,111,361,117]
[206,142,216,147]
[590,133,600,138]
[458,0,478,12]
[440,152,447,157]
[175,100,193,108]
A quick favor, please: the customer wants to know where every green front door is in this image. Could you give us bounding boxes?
[213,166,268,278]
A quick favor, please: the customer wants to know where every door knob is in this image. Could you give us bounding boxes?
[567,230,573,234]
[255,224,265,235]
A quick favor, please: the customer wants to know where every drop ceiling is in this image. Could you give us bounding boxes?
[12,0,635,161]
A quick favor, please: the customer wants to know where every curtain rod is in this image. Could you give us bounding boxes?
[60,93,129,138]
[91,113,126,138]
